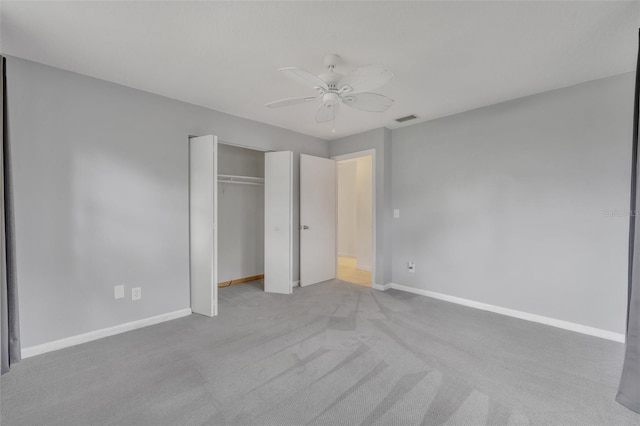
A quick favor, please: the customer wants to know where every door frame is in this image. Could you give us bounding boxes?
[331,149,376,286]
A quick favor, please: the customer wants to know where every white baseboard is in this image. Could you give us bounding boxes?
[389,283,625,343]
[356,263,372,272]
[21,308,192,359]
[372,283,392,291]
[338,252,355,258]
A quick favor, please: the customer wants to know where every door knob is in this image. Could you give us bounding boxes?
[300,225,309,230]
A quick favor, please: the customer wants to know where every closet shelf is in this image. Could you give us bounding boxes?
[218,174,264,186]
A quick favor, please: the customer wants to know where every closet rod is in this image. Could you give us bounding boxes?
[218,174,264,185]
[218,180,263,186]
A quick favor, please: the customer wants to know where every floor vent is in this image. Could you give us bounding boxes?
[395,114,418,123]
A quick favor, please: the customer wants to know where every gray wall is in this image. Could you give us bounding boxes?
[337,160,357,257]
[217,144,265,283]
[328,128,393,285]
[355,156,373,271]
[217,143,265,178]
[391,73,634,334]
[6,57,328,348]
[7,53,632,347]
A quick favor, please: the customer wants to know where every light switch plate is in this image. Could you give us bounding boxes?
[393,209,400,218]
[114,285,125,300]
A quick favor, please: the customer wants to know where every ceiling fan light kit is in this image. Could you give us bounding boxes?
[266,54,395,132]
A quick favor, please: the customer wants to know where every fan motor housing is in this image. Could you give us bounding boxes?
[323,92,340,105]
[319,72,344,88]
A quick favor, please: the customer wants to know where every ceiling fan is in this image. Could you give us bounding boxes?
[266,54,394,132]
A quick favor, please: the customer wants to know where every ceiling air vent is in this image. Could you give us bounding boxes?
[395,114,418,123]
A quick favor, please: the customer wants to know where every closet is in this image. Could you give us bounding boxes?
[217,144,265,288]
[189,135,294,317]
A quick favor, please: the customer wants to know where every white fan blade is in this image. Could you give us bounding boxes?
[342,92,394,112]
[279,67,328,92]
[266,96,317,108]
[315,101,340,123]
[338,65,394,93]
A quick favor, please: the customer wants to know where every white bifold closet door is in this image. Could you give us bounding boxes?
[264,151,294,294]
[300,154,336,286]
[189,135,218,316]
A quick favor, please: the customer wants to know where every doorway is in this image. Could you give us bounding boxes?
[334,151,374,287]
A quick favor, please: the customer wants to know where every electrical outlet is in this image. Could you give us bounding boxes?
[393,209,400,219]
[132,287,142,301]
[408,261,415,273]
[114,285,125,300]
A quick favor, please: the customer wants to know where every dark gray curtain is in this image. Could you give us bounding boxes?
[1,55,20,375]
[617,30,640,413]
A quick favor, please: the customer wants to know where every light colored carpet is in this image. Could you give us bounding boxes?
[2,279,639,425]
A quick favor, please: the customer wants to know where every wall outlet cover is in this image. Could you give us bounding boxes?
[132,287,142,301]
[393,209,400,218]
[114,285,125,300]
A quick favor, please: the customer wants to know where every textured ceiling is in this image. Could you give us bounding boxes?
[1,1,639,140]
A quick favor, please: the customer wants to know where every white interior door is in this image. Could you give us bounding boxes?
[264,151,293,294]
[189,135,217,316]
[300,154,336,286]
